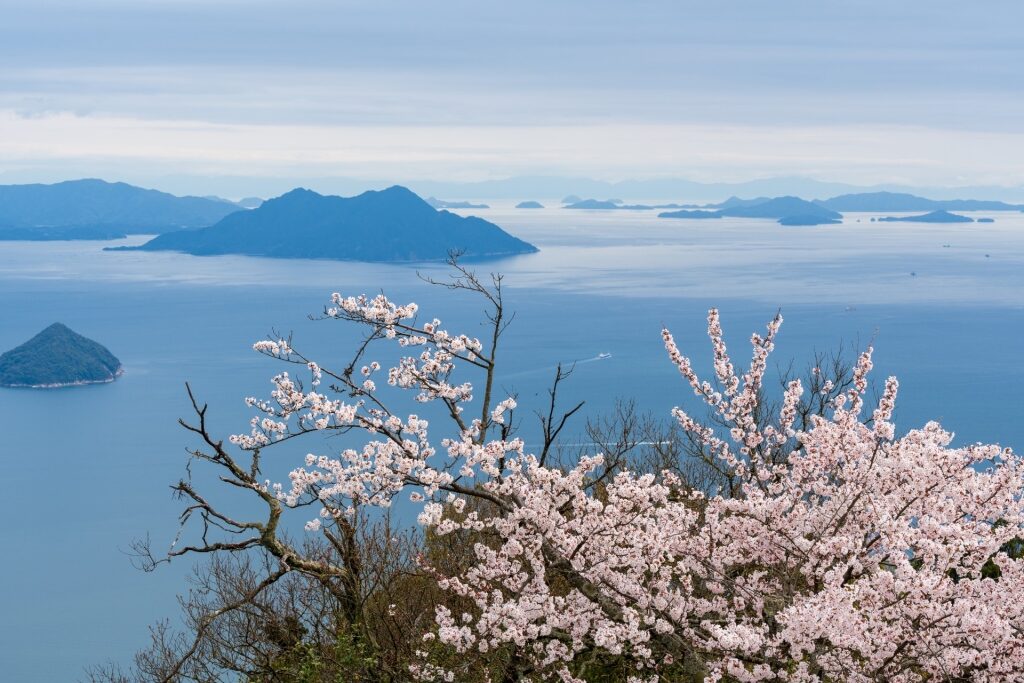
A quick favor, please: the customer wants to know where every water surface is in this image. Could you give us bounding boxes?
[1,206,1021,680]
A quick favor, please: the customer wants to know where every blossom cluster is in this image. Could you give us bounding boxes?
[233,294,1024,681]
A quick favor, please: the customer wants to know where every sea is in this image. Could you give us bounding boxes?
[1,205,1022,680]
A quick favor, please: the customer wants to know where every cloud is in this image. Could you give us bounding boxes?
[0,1,1022,187]
[2,109,1022,188]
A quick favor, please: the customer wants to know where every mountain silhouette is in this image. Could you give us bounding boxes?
[0,179,240,235]
[119,186,538,261]
[816,192,1021,212]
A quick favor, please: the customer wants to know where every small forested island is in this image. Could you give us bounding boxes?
[0,323,122,388]
[113,186,538,261]
[426,197,490,209]
[516,200,544,208]
[877,210,974,223]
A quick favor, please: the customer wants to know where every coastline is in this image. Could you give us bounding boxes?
[0,366,124,389]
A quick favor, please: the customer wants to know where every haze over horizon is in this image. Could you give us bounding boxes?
[2,1,1023,196]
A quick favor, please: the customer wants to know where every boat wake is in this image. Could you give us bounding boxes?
[504,352,612,378]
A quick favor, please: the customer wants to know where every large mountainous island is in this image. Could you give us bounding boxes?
[0,179,241,239]
[0,323,123,388]
[118,186,538,261]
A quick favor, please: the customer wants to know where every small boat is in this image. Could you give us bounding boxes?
[596,352,612,360]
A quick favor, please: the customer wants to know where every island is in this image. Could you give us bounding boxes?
[977,217,996,223]
[516,201,545,209]
[0,178,241,239]
[111,186,539,262]
[816,191,1022,212]
[426,197,490,209]
[779,215,842,226]
[706,196,770,210]
[660,196,841,225]
[657,209,722,219]
[561,194,582,204]
[877,210,974,223]
[0,323,123,388]
[565,199,655,210]
[716,196,841,221]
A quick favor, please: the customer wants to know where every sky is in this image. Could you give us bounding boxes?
[1,0,1023,196]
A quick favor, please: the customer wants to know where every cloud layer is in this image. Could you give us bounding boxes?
[2,1,1022,192]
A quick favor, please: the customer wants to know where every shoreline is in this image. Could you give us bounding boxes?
[0,366,124,389]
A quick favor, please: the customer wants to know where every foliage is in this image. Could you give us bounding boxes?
[97,263,1024,682]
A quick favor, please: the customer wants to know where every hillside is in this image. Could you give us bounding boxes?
[119,186,538,261]
[0,323,122,388]
[0,179,241,234]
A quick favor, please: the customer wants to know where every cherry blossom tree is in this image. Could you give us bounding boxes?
[128,263,1024,682]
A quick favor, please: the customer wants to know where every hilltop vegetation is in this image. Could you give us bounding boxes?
[96,269,1024,683]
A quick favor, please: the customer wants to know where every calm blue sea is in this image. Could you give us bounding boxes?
[1,205,1022,680]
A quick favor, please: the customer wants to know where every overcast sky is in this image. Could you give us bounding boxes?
[1,1,1022,194]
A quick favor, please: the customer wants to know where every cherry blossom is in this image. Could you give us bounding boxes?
[226,291,1024,681]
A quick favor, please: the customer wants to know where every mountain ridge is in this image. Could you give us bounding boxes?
[660,196,841,225]
[816,191,1021,212]
[115,185,538,262]
[0,179,241,235]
